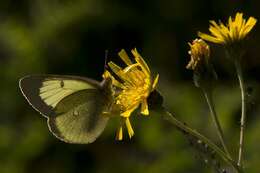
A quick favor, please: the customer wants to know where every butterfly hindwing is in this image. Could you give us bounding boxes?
[48,89,109,144]
[19,75,110,144]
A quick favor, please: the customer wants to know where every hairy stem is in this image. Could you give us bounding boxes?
[235,60,246,167]
[203,89,232,158]
[160,108,243,173]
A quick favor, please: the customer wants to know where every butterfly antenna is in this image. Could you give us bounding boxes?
[103,50,124,84]
[104,50,109,71]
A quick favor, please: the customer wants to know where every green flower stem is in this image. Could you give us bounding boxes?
[160,108,243,173]
[202,89,232,158]
[235,60,246,167]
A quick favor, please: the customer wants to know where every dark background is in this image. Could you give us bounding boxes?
[0,0,259,172]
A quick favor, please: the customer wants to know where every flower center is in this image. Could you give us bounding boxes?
[115,65,150,115]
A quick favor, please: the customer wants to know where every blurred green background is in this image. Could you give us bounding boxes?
[0,0,260,173]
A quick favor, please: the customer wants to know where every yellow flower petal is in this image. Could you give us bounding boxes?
[102,70,111,79]
[131,48,150,76]
[141,99,149,116]
[121,104,139,117]
[219,22,230,36]
[103,70,124,88]
[108,61,122,76]
[243,17,257,36]
[125,118,134,138]
[236,13,243,32]
[209,21,225,37]
[199,12,257,45]
[123,63,139,73]
[118,49,133,66]
[198,32,222,44]
[121,110,132,118]
[152,74,159,91]
[209,26,225,41]
[104,49,159,140]
[116,126,123,140]
[186,39,210,71]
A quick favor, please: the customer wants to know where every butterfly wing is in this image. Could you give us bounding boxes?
[19,75,100,117]
[19,75,110,144]
[48,89,109,144]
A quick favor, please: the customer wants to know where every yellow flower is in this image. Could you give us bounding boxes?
[104,48,159,140]
[198,12,257,45]
[186,39,210,70]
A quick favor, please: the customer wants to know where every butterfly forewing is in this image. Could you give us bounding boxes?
[19,75,110,144]
[19,75,100,117]
[40,79,96,108]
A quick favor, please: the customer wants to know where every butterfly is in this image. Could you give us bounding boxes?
[19,75,113,144]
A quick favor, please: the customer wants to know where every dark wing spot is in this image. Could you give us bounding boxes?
[60,80,64,87]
